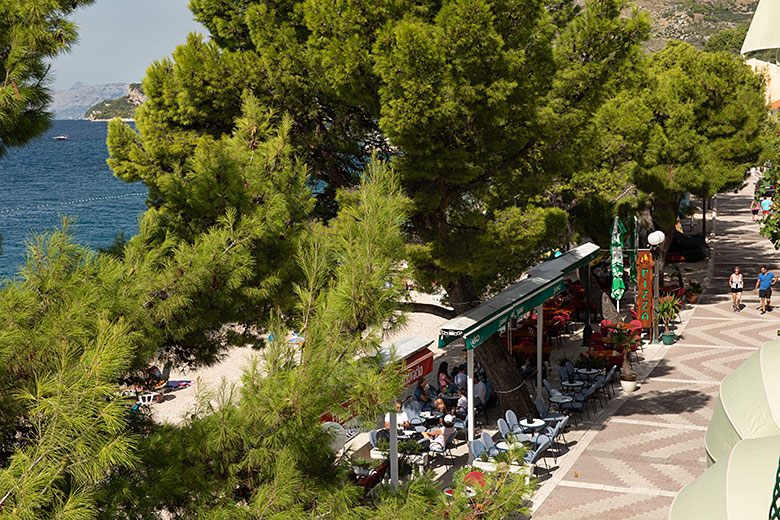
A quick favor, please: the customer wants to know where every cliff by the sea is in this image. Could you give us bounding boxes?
[84,83,147,121]
[50,82,128,120]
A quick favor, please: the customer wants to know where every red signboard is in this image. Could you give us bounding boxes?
[401,348,434,388]
[636,250,654,328]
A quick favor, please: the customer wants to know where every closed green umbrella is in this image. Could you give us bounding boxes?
[610,217,627,302]
[669,435,780,520]
[705,339,780,466]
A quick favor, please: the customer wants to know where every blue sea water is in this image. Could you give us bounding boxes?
[0,120,147,280]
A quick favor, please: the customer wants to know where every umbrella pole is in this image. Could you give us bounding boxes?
[390,411,398,489]
[536,304,543,401]
[467,349,475,454]
[582,267,593,346]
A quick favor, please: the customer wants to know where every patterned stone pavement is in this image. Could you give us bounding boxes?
[531,178,780,519]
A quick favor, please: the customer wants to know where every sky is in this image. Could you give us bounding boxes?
[51,0,207,91]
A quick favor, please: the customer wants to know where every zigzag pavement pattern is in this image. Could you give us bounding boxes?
[531,181,780,519]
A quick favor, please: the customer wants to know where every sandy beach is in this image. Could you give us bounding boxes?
[152,291,454,424]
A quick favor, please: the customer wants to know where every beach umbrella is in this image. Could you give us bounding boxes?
[705,339,780,466]
[741,0,780,55]
[610,217,627,302]
[670,435,780,520]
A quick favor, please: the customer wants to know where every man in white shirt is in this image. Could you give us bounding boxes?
[384,399,410,429]
[474,376,487,406]
[454,365,467,389]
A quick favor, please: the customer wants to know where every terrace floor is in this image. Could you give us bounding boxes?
[531,174,779,519]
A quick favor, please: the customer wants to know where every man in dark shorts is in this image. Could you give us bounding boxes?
[755,265,777,314]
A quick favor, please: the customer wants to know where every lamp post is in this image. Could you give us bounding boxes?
[647,230,666,343]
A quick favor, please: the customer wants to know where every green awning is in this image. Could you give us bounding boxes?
[438,243,599,350]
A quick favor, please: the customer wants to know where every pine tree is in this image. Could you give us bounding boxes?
[0,0,95,157]
[107,0,651,416]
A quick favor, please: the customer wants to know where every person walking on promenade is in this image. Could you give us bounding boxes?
[761,196,773,220]
[755,265,777,314]
[751,199,760,222]
[729,267,744,312]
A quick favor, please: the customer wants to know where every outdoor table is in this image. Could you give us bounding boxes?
[419,410,443,425]
[590,336,613,347]
[576,368,600,381]
[518,418,546,431]
[590,349,622,359]
[549,394,574,414]
[561,380,585,393]
[607,322,633,331]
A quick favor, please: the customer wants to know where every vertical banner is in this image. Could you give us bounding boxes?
[610,217,627,301]
[636,249,654,328]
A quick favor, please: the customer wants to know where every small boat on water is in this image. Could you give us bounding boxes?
[53,135,69,141]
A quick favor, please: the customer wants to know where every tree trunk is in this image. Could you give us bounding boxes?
[448,277,537,417]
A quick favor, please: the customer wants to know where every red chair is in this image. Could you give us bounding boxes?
[600,319,611,337]
[354,462,389,502]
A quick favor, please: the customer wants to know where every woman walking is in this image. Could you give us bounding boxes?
[751,199,760,222]
[729,266,744,312]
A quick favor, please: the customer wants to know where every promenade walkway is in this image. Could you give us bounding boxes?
[531,179,780,519]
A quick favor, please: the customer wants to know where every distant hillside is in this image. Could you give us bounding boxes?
[51,82,128,120]
[639,0,759,51]
[84,83,147,121]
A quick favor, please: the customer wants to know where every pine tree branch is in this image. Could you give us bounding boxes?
[398,301,456,319]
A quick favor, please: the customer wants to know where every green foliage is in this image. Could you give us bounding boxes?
[0,225,138,517]
[0,0,95,157]
[92,161,421,519]
[84,96,136,120]
[107,95,315,367]
[596,40,769,242]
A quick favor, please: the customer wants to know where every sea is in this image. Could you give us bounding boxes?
[0,120,147,280]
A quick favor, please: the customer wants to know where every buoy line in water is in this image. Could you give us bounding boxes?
[0,192,146,215]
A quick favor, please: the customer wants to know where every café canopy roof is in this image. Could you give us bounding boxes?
[741,0,780,55]
[438,243,600,350]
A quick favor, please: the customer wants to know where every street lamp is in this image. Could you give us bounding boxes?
[647,230,666,343]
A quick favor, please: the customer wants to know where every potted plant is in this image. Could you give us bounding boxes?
[657,295,681,345]
[371,438,428,473]
[612,328,640,392]
[350,456,383,477]
[686,280,702,304]
[471,444,530,474]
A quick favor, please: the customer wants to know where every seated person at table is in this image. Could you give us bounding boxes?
[474,375,487,406]
[437,362,453,392]
[384,399,411,429]
[420,414,457,450]
[413,378,434,411]
[454,365,467,389]
[456,388,468,417]
[433,397,448,415]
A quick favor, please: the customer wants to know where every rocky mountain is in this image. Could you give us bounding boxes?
[639,0,758,51]
[84,83,147,121]
[50,81,128,120]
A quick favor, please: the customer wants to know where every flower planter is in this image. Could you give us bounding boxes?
[686,293,700,304]
[620,375,638,393]
[472,459,528,474]
[661,332,676,345]
[369,448,428,470]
